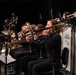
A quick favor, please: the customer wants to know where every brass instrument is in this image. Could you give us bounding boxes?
[10,31,24,50]
[29,24,36,40]
[20,22,69,37]
[67,12,76,18]
[67,13,74,17]
[1,42,11,54]
[1,30,14,35]
[10,24,36,49]
[54,22,69,32]
[33,22,69,33]
[18,31,25,40]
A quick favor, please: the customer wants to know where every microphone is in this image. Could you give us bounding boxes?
[67,14,74,19]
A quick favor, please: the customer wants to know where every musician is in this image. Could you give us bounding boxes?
[3,19,10,30]
[27,19,62,75]
[61,11,72,24]
[9,23,32,59]
[55,11,72,25]
[9,23,36,75]
[15,23,45,75]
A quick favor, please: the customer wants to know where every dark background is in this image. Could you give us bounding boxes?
[0,0,76,31]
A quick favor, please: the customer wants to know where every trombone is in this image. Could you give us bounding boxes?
[33,22,69,33]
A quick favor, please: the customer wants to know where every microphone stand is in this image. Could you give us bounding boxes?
[4,42,8,75]
[1,30,11,75]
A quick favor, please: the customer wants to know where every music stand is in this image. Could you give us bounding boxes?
[0,30,17,75]
[2,32,11,75]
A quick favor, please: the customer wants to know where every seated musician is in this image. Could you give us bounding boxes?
[9,23,38,75]
[9,23,33,59]
[15,23,45,75]
[27,19,62,75]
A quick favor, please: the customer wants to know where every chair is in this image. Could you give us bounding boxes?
[60,47,69,75]
[42,47,69,75]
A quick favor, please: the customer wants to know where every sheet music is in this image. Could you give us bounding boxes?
[0,53,16,64]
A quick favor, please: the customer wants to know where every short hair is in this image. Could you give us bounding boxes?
[63,11,70,15]
[36,24,44,29]
[25,22,30,26]
[47,19,58,25]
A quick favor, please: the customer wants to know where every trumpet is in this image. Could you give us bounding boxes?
[67,12,76,18]
[67,13,74,18]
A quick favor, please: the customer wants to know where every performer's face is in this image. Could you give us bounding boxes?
[46,21,53,27]
[4,19,9,25]
[46,21,53,32]
[22,26,29,33]
[62,13,68,19]
[42,21,53,35]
